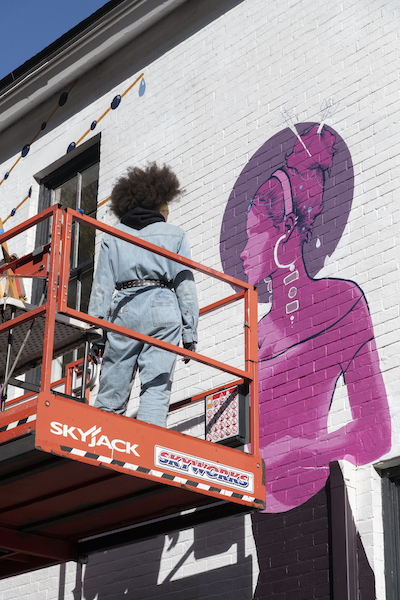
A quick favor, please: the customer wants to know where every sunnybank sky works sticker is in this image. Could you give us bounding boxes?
[155,446,254,493]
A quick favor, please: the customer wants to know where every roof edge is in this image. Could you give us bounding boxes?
[0,0,126,96]
[0,0,187,133]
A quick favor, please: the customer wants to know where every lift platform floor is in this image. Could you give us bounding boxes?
[0,392,265,579]
[0,298,101,379]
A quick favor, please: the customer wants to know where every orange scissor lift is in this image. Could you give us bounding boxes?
[0,205,264,579]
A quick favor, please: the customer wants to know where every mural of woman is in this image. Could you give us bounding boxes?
[221,124,391,512]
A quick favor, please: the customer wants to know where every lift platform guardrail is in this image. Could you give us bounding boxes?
[0,204,265,579]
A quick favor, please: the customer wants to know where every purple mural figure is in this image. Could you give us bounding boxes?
[220,124,391,512]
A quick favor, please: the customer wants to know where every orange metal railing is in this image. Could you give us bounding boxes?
[0,205,259,454]
[2,358,94,411]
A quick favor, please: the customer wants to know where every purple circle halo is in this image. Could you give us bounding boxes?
[219,123,354,304]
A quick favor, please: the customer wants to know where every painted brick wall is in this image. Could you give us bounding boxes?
[0,0,400,597]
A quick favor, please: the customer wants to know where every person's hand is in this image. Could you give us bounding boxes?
[89,334,107,364]
[183,341,196,364]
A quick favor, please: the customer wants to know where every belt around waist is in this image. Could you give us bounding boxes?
[115,279,173,291]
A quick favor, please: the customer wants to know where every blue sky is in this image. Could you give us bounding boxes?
[0,0,109,80]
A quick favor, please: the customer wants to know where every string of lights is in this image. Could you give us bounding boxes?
[1,73,145,226]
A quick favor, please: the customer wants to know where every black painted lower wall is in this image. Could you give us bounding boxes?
[252,471,376,600]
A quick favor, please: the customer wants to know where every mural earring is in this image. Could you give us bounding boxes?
[285,275,299,324]
[273,234,295,271]
[263,277,273,303]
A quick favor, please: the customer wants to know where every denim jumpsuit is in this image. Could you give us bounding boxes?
[88,221,199,427]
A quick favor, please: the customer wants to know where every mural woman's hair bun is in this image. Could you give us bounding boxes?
[286,125,336,173]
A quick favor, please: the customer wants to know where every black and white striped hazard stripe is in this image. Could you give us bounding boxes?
[60,445,264,507]
[0,413,36,434]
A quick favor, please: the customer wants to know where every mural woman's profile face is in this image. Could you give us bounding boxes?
[240,206,282,285]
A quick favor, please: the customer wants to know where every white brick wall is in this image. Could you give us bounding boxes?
[1,0,400,597]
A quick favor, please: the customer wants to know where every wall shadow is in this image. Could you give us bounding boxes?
[82,513,254,600]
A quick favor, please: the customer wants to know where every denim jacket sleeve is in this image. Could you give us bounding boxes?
[88,235,116,320]
[174,232,199,344]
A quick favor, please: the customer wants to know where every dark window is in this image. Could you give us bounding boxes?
[381,466,400,600]
[29,144,100,380]
[35,144,99,313]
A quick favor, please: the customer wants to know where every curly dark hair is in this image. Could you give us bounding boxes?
[110,162,183,218]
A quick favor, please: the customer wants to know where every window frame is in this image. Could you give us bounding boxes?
[381,465,400,600]
[28,144,100,383]
[33,144,100,309]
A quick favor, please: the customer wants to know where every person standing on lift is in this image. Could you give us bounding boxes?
[88,163,199,428]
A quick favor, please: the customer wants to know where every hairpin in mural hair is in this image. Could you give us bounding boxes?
[277,102,312,157]
[287,122,312,157]
[317,98,340,134]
